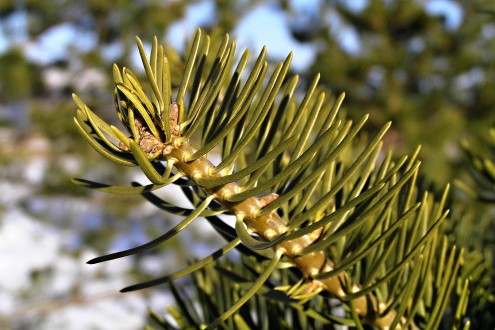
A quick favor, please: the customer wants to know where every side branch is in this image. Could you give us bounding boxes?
[167,139,405,329]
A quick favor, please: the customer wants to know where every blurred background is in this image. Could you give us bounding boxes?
[1,0,494,329]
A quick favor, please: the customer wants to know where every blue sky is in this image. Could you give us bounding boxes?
[0,0,463,71]
[162,0,462,71]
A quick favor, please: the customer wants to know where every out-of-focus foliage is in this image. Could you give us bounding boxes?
[0,2,197,328]
[449,127,495,328]
[0,0,198,236]
[0,48,42,101]
[280,0,495,186]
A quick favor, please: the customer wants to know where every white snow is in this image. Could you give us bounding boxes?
[0,207,158,329]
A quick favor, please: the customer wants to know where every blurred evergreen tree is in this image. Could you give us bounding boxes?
[448,126,495,328]
[278,0,495,186]
[0,48,41,101]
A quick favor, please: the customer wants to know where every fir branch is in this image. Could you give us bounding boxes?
[73,29,469,329]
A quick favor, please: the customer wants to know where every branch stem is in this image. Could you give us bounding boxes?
[167,139,407,329]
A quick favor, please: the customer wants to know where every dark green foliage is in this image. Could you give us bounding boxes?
[451,127,495,329]
[148,260,364,330]
[0,48,42,101]
[283,0,495,186]
[457,128,495,202]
